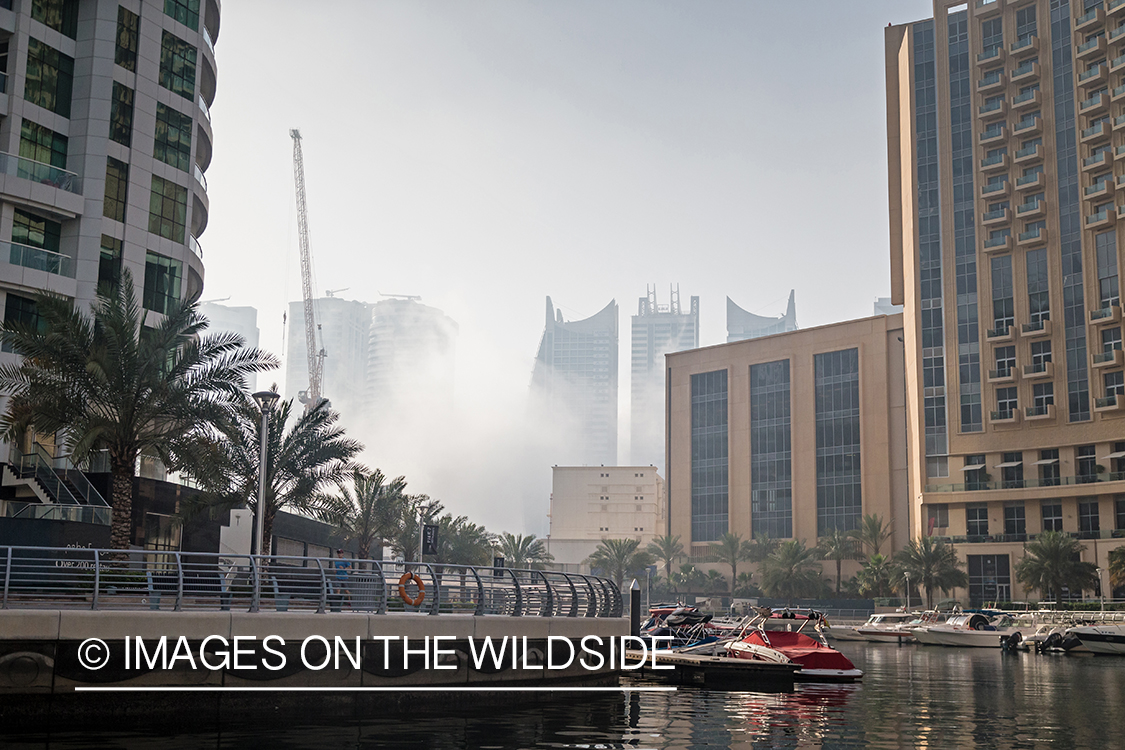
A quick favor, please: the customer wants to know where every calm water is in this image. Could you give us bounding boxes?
[6,643,1125,749]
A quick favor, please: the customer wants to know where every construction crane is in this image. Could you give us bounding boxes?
[325,288,349,298]
[290,129,326,408]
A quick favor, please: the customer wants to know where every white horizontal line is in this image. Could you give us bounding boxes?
[74,686,677,693]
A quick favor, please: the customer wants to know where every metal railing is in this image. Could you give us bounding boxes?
[4,240,75,278]
[198,94,211,124]
[0,546,623,617]
[3,501,111,525]
[0,151,80,193]
[189,234,203,259]
[924,471,1125,493]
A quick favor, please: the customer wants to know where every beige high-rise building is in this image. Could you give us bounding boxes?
[665,314,909,583]
[887,1,1125,605]
[549,465,665,567]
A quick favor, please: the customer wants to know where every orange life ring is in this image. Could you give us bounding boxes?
[398,571,426,606]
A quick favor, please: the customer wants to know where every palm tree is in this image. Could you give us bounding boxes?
[672,563,706,595]
[744,533,781,564]
[733,571,758,598]
[758,540,824,606]
[1109,546,1125,592]
[312,468,407,561]
[893,536,969,609]
[431,514,494,567]
[585,538,655,591]
[0,272,276,549]
[496,532,553,569]
[391,495,444,563]
[646,534,684,580]
[705,569,727,596]
[184,392,362,555]
[1015,531,1100,602]
[855,554,895,598]
[712,532,753,588]
[850,513,894,557]
[818,527,859,595]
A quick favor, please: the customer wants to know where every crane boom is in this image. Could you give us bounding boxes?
[290,129,325,407]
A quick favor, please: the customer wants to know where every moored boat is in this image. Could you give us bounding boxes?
[1068,623,1125,655]
[853,612,918,643]
[914,612,1022,648]
[726,610,863,681]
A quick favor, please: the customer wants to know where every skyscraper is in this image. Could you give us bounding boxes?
[0,0,218,462]
[887,1,1125,605]
[285,296,371,422]
[531,297,618,466]
[726,290,798,341]
[630,286,698,469]
[366,296,458,414]
[199,301,260,391]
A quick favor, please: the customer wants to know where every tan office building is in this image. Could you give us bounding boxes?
[549,466,665,567]
[887,1,1125,604]
[665,314,909,582]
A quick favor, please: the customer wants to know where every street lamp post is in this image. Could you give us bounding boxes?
[251,390,280,613]
[1097,567,1105,612]
[904,572,911,610]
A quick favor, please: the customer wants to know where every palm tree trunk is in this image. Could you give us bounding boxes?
[109,458,134,550]
[836,559,842,595]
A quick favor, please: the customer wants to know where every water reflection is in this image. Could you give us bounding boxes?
[4,644,1124,749]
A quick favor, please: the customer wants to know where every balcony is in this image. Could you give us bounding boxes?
[1022,318,1052,338]
[983,234,1013,253]
[1013,89,1042,110]
[1113,53,1125,73]
[189,234,204,260]
[1091,304,1123,324]
[1094,394,1124,412]
[981,125,1007,144]
[978,45,1005,64]
[1018,225,1047,246]
[1013,116,1042,135]
[990,409,1021,424]
[193,163,207,193]
[1086,208,1117,229]
[1016,171,1044,190]
[1082,121,1112,143]
[987,366,1018,384]
[1115,24,1125,45]
[1011,60,1040,83]
[978,70,1005,92]
[1085,180,1113,199]
[1116,114,1125,132]
[1083,151,1109,169]
[198,95,211,126]
[1016,198,1044,217]
[1092,348,1124,368]
[986,324,1015,342]
[1111,0,1125,17]
[982,207,1010,226]
[4,241,75,277]
[982,180,1011,198]
[1023,361,1054,379]
[1076,7,1106,32]
[1079,92,1109,115]
[1077,37,1108,60]
[1025,404,1056,420]
[1079,64,1108,88]
[979,99,1007,119]
[1011,36,1039,57]
[1014,143,1041,163]
[981,153,1010,172]
[0,151,80,194]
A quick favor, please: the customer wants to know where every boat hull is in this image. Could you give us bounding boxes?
[728,631,863,681]
[1069,625,1125,655]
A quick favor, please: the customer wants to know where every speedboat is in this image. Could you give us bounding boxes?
[725,610,863,681]
[853,612,918,643]
[1067,623,1125,655]
[913,612,1022,647]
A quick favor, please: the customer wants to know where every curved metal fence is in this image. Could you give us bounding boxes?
[0,546,623,617]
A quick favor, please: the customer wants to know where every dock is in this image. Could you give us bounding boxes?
[625,650,799,690]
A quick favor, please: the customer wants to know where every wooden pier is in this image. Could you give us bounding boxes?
[625,650,799,690]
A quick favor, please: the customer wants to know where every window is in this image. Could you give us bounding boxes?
[1015,5,1035,41]
[1116,496,1125,530]
[1031,340,1052,367]
[927,503,949,532]
[1105,370,1124,398]
[164,0,200,30]
[1032,382,1054,410]
[1037,449,1060,487]
[927,456,949,478]
[815,349,862,535]
[1113,442,1125,476]
[1077,445,1098,484]
[997,386,1017,417]
[1097,230,1120,308]
[966,504,989,538]
[110,82,134,147]
[12,209,60,252]
[24,38,74,117]
[154,103,193,172]
[148,176,188,242]
[1104,327,1123,352]
[1042,502,1063,532]
[103,157,128,222]
[31,0,78,39]
[99,235,121,292]
[964,454,987,490]
[967,554,1011,607]
[751,360,792,538]
[691,369,728,542]
[1026,246,1050,324]
[992,256,1015,331]
[1003,503,1026,537]
[1,294,44,352]
[143,252,182,315]
[159,31,197,100]
[116,6,139,71]
[995,345,1015,376]
[19,120,67,170]
[1000,451,1023,489]
[1079,500,1100,536]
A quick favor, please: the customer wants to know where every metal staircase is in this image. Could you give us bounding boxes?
[2,443,111,524]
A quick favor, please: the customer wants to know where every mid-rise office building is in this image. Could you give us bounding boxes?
[365,296,457,415]
[887,1,1125,604]
[0,0,218,464]
[727,291,798,342]
[630,286,699,469]
[549,465,665,566]
[666,315,908,582]
[199,301,258,390]
[285,296,370,421]
[531,296,619,466]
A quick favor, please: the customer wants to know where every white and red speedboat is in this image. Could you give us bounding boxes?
[726,610,863,682]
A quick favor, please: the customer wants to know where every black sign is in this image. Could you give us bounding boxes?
[493,556,505,577]
[422,524,439,555]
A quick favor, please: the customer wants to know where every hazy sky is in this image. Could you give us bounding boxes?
[199,1,933,534]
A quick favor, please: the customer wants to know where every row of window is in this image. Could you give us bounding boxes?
[927,496,1125,537]
[953,442,1125,488]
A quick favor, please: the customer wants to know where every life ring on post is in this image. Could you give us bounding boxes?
[398,571,426,606]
